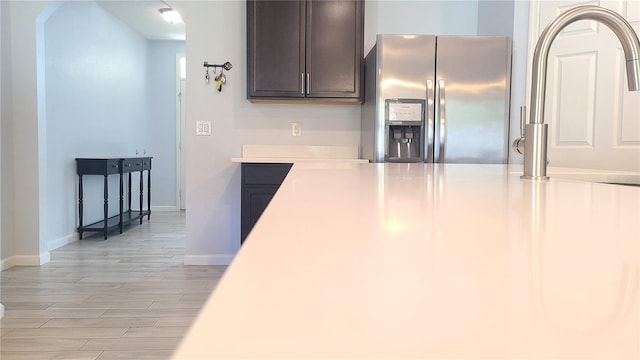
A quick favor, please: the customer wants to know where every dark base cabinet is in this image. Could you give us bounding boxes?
[241,163,293,243]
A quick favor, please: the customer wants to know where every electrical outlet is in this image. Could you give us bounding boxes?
[292,122,301,137]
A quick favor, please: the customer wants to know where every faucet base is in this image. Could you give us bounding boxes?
[521,175,550,181]
[523,123,549,179]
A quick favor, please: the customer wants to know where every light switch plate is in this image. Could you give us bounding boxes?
[196,121,212,136]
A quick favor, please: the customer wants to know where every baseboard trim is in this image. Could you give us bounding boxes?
[1,256,16,271]
[2,253,51,269]
[14,253,50,266]
[48,233,79,251]
[150,206,179,212]
[183,254,234,266]
[129,206,179,212]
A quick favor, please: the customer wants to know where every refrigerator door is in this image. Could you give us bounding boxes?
[376,34,436,162]
[434,36,512,164]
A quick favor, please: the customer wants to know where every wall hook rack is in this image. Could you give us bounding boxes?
[203,61,232,91]
[203,61,233,71]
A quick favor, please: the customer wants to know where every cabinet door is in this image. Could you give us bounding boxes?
[247,0,306,98]
[240,163,293,243]
[241,186,279,243]
[306,0,363,99]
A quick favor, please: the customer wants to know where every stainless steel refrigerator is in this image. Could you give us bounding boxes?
[361,34,512,163]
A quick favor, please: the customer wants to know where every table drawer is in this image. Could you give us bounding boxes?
[123,158,143,172]
[76,158,121,175]
[142,158,152,170]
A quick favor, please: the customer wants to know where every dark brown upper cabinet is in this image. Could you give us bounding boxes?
[247,0,364,102]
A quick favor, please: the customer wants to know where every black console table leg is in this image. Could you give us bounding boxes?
[103,175,109,240]
[128,172,132,216]
[147,169,151,220]
[119,172,124,234]
[78,175,84,239]
[139,170,144,224]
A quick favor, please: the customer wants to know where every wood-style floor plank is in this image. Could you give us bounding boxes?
[96,350,173,360]
[0,212,226,358]
[0,351,102,360]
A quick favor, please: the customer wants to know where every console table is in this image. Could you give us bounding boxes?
[76,157,152,239]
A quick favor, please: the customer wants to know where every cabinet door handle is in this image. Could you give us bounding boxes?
[301,73,305,95]
[306,73,310,95]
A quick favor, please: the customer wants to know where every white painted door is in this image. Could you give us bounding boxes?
[528,0,640,171]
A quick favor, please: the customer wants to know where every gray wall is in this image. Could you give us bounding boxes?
[477,0,515,36]
[44,2,184,246]
[1,0,14,264]
[365,0,480,52]
[147,40,185,209]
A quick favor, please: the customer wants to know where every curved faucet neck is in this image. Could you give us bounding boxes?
[522,5,640,180]
[529,5,640,126]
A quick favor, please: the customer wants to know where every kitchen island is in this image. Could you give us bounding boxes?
[174,163,639,359]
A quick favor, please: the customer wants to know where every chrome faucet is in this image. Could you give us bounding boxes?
[520,5,640,180]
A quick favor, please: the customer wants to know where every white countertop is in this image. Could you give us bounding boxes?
[174,163,640,359]
[544,166,640,185]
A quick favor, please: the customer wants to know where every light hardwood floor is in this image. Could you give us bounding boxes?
[0,211,226,360]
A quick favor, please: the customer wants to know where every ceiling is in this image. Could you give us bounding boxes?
[95,0,185,41]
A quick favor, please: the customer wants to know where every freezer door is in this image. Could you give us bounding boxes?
[434,36,512,164]
[377,34,436,162]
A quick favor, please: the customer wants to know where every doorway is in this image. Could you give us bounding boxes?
[39,1,186,252]
[177,54,186,210]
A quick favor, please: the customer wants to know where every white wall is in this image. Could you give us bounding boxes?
[44,1,150,247]
[7,1,50,267]
[364,0,480,52]
[477,0,514,36]
[1,1,5,316]
[147,40,185,210]
[172,1,361,264]
[0,0,16,269]
[0,0,4,269]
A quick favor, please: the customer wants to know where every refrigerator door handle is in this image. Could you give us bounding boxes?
[426,80,435,162]
[301,73,305,95]
[436,80,447,163]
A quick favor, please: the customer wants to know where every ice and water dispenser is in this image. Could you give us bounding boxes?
[385,99,425,162]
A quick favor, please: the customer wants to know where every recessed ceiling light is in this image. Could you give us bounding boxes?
[159,8,182,24]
